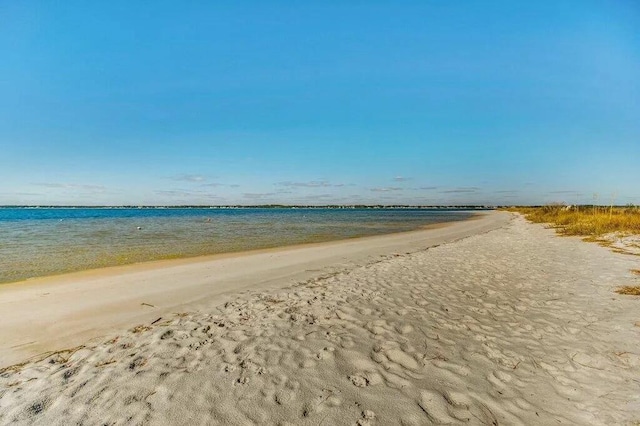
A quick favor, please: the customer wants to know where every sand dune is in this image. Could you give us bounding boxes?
[1,213,639,425]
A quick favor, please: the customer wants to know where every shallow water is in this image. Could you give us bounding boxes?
[0,208,475,284]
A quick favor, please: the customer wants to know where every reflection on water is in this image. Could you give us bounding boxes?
[0,208,474,284]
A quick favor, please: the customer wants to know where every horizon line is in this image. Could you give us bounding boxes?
[0,204,497,208]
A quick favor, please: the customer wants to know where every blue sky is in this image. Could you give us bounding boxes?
[1,1,638,205]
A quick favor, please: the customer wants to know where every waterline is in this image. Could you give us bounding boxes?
[0,208,476,284]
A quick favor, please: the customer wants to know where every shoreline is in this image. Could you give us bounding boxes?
[0,211,479,286]
[0,211,505,368]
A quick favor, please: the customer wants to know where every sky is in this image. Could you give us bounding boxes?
[1,1,639,206]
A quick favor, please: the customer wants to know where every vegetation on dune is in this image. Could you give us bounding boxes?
[505,205,640,296]
[504,205,640,236]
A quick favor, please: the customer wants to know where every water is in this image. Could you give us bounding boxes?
[0,207,475,284]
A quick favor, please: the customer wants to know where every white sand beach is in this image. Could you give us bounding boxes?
[1,212,639,425]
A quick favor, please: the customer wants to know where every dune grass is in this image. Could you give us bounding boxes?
[615,286,640,296]
[506,206,640,296]
[505,205,640,237]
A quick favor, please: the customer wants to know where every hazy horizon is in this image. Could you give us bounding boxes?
[0,204,491,208]
[1,2,638,206]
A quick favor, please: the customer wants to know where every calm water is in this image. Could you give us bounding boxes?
[0,208,475,284]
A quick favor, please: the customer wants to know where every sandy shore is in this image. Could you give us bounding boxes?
[1,212,639,425]
[0,212,500,368]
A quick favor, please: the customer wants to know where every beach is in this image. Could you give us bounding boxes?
[0,207,475,284]
[1,211,639,424]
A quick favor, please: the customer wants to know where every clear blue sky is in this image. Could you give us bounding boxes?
[1,1,638,205]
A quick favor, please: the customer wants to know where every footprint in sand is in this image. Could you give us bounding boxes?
[350,375,369,387]
[274,389,295,405]
[357,409,376,425]
[373,341,420,371]
[418,390,456,424]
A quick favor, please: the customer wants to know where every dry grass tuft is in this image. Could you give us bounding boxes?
[615,286,640,296]
[131,325,151,334]
[504,205,640,295]
[504,205,640,237]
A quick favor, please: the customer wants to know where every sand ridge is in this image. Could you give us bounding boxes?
[1,214,639,424]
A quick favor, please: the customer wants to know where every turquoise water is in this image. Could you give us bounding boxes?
[0,208,475,284]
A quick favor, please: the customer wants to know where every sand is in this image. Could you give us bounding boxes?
[1,212,639,425]
[0,212,501,368]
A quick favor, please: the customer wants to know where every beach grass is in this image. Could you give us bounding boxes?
[506,206,640,295]
[615,286,640,296]
[504,205,640,236]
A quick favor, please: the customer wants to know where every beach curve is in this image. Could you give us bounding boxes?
[0,211,506,369]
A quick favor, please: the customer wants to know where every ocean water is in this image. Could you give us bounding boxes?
[0,208,475,284]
